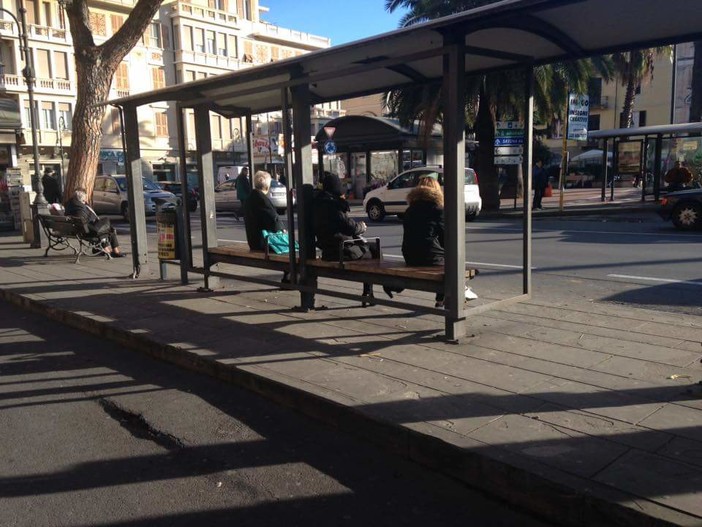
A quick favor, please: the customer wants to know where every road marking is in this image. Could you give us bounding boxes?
[384,253,535,269]
[608,274,702,287]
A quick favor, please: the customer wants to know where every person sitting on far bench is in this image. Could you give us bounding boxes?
[64,188,126,257]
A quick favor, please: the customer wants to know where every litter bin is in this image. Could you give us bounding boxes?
[156,211,179,260]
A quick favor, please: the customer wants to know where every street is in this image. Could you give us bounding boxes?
[125,206,701,316]
[0,300,550,527]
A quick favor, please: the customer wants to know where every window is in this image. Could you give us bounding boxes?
[42,1,51,27]
[588,78,603,106]
[637,110,647,127]
[587,114,601,132]
[111,14,124,34]
[25,1,38,25]
[104,178,117,192]
[23,101,32,129]
[243,0,251,20]
[194,28,205,53]
[152,67,165,90]
[41,101,55,129]
[206,30,215,54]
[217,33,227,56]
[155,112,168,136]
[149,23,162,48]
[115,63,129,90]
[109,108,121,134]
[58,103,72,130]
[36,49,51,79]
[182,26,193,51]
[54,52,69,80]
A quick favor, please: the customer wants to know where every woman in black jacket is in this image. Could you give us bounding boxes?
[313,173,373,299]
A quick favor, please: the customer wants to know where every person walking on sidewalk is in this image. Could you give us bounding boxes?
[532,159,548,210]
[65,189,125,257]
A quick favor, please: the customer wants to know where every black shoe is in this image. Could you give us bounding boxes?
[382,286,394,299]
[112,252,127,258]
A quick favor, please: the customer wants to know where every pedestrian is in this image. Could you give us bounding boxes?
[42,168,61,204]
[532,159,548,210]
[313,173,375,301]
[235,167,251,220]
[664,160,693,191]
[64,188,126,257]
[243,170,289,283]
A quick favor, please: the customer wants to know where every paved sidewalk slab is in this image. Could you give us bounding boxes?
[1,233,701,527]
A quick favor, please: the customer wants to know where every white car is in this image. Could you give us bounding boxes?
[363,167,482,222]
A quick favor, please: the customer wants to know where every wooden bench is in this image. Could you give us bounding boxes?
[38,214,111,263]
[207,243,478,304]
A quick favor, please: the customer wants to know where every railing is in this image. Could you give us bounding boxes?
[256,23,330,49]
[171,1,238,25]
[29,24,68,40]
[590,95,610,109]
[0,74,72,92]
[175,50,254,70]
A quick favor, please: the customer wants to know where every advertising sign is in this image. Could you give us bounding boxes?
[567,93,589,141]
[617,140,643,174]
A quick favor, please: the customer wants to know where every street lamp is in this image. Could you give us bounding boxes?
[0,1,46,248]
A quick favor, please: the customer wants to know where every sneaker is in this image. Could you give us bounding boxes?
[464,287,479,300]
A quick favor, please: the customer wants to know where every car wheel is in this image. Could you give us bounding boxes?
[466,212,478,222]
[366,200,385,222]
[121,202,130,222]
[671,202,702,230]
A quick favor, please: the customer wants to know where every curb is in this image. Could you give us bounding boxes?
[1,287,694,527]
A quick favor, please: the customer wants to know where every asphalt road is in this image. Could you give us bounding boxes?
[116,207,701,316]
[0,300,550,527]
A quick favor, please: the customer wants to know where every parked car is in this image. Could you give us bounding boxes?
[658,188,702,230]
[362,166,482,222]
[92,175,177,221]
[214,178,294,215]
[158,181,198,212]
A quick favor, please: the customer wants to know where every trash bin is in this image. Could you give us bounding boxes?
[156,211,179,260]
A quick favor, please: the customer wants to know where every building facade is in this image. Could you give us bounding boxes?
[0,0,342,190]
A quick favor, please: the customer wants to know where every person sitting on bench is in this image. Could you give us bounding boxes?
[64,188,126,257]
[243,170,289,283]
[313,173,374,299]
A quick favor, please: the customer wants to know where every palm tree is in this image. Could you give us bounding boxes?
[611,47,671,128]
[384,1,610,210]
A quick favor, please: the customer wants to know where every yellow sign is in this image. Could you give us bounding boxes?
[157,221,176,259]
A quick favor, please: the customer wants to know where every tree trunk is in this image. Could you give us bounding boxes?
[474,84,499,210]
[619,73,637,128]
[690,41,702,122]
[63,56,113,203]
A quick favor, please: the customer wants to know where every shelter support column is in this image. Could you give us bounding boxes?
[601,140,608,202]
[522,66,534,296]
[282,88,297,281]
[122,104,148,278]
[194,105,219,290]
[246,114,254,171]
[653,134,662,200]
[176,104,193,282]
[291,83,316,309]
[442,34,466,341]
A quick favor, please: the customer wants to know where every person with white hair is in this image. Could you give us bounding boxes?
[65,188,125,257]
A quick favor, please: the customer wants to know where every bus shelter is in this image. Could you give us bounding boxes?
[589,122,702,202]
[108,0,702,340]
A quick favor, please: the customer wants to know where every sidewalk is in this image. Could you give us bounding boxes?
[1,223,700,526]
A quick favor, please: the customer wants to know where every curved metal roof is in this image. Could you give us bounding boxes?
[109,0,702,115]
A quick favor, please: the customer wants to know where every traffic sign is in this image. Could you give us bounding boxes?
[495,129,524,137]
[494,146,523,156]
[323,126,336,139]
[495,155,523,165]
[494,137,524,146]
[324,140,337,155]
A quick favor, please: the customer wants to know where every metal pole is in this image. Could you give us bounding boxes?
[523,65,534,297]
[57,116,65,199]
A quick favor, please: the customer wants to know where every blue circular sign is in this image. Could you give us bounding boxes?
[324,141,337,155]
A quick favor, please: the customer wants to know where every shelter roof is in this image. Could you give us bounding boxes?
[109,0,702,116]
[589,122,702,139]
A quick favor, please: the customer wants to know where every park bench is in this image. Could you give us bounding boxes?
[207,241,478,308]
[38,214,111,263]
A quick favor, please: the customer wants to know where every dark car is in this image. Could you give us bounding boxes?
[159,181,198,212]
[658,188,702,230]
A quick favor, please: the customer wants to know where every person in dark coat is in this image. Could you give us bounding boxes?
[235,167,252,219]
[42,168,61,204]
[243,170,289,282]
[64,188,125,257]
[532,159,548,210]
[313,173,373,298]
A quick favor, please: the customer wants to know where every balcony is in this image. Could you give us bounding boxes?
[175,49,255,71]
[170,1,238,26]
[253,23,330,51]
[0,74,72,93]
[590,95,610,110]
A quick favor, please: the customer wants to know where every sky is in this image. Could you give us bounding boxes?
[260,1,408,45]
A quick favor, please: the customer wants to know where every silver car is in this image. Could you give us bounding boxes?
[214,178,294,215]
[92,175,177,221]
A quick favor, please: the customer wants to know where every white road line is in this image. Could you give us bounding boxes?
[384,253,534,269]
[608,274,702,287]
